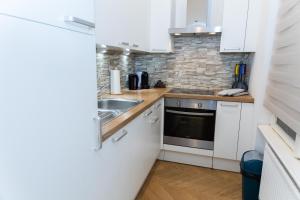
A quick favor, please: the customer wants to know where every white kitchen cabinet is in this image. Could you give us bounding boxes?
[170,0,187,28]
[0,0,95,34]
[214,101,241,160]
[149,0,173,53]
[98,100,162,200]
[220,0,261,52]
[259,145,300,200]
[237,103,255,160]
[95,0,150,51]
[243,0,261,52]
[220,0,248,52]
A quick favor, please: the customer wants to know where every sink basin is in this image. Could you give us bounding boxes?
[97,98,144,124]
[98,98,143,111]
[97,109,122,125]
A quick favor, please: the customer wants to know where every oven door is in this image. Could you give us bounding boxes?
[164,107,216,150]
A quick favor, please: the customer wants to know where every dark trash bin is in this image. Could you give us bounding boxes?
[240,150,263,200]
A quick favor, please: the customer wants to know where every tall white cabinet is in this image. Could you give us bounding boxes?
[0,1,103,199]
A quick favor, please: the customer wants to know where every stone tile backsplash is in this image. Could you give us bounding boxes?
[96,51,134,95]
[96,35,251,96]
[135,35,250,90]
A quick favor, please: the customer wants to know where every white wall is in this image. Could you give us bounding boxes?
[248,0,280,153]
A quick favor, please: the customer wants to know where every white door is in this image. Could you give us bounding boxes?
[214,101,241,160]
[220,0,249,52]
[0,15,99,200]
[0,0,95,34]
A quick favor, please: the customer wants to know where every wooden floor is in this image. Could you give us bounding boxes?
[136,161,242,200]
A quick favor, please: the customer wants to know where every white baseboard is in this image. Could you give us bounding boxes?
[163,144,213,156]
[162,150,213,168]
[213,157,240,172]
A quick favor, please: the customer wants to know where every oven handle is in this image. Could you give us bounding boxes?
[166,109,214,116]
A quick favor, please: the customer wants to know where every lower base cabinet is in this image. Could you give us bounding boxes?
[98,99,162,200]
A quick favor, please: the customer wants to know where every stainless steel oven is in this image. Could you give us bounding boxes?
[164,98,217,150]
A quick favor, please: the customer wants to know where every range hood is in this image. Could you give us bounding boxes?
[169,0,224,34]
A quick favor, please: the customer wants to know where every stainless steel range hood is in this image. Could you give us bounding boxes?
[169,0,224,35]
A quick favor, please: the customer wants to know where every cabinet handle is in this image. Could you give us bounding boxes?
[223,48,241,51]
[64,16,95,28]
[144,110,153,117]
[220,103,239,108]
[132,44,139,48]
[155,103,162,110]
[93,116,102,151]
[121,42,130,46]
[152,49,167,52]
[150,117,159,124]
[166,109,214,116]
[112,130,128,143]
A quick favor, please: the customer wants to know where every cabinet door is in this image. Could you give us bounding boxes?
[220,0,248,52]
[99,115,149,200]
[149,0,173,53]
[127,0,150,51]
[95,0,149,51]
[0,0,95,34]
[237,103,255,160]
[171,0,187,28]
[214,101,241,160]
[244,0,261,52]
[95,0,130,48]
[259,145,300,200]
[0,15,99,200]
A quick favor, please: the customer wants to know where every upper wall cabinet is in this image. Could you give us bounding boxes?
[0,0,95,34]
[149,0,173,53]
[220,0,261,52]
[95,0,173,53]
[95,0,150,52]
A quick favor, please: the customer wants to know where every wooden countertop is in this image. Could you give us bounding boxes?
[101,88,254,141]
[102,88,168,141]
[164,92,254,103]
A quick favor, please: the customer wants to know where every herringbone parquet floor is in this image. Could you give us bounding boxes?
[136,161,242,200]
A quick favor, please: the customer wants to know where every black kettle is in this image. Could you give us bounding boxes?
[128,74,139,90]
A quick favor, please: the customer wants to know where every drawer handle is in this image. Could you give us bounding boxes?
[144,110,153,117]
[64,16,95,28]
[166,109,214,116]
[221,104,239,107]
[112,130,128,143]
[150,117,159,124]
[223,48,241,51]
[155,103,162,110]
[121,42,130,46]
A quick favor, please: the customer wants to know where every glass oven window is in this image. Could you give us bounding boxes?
[164,107,216,141]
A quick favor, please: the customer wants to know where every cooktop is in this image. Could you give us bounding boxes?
[169,88,215,96]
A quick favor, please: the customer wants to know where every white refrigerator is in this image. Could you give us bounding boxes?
[0,12,102,200]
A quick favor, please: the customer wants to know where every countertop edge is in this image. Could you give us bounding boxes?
[102,89,254,142]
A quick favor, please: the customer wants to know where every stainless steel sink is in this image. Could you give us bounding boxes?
[97,98,144,124]
[98,98,143,111]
